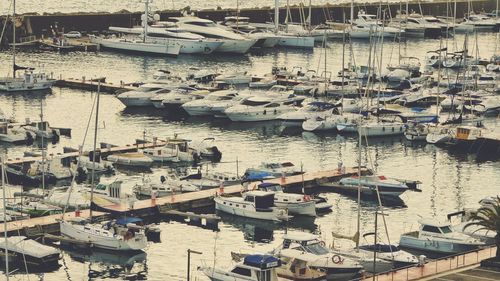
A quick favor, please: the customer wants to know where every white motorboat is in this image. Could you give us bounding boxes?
[182,90,241,116]
[214,190,292,221]
[0,121,33,144]
[404,122,430,141]
[322,175,420,198]
[246,30,281,48]
[6,199,62,217]
[0,236,60,267]
[143,136,207,163]
[302,115,339,132]
[457,13,497,32]
[0,69,57,92]
[134,174,200,198]
[225,95,305,122]
[276,34,315,48]
[214,72,253,85]
[464,96,500,116]
[107,152,154,168]
[271,232,364,280]
[60,218,148,251]
[150,86,198,108]
[116,84,173,107]
[357,243,420,268]
[390,12,442,38]
[426,125,454,144]
[349,11,404,39]
[161,89,209,108]
[90,35,181,56]
[255,182,316,216]
[243,161,303,181]
[406,12,455,35]
[200,254,282,281]
[279,101,339,127]
[189,137,223,160]
[448,209,496,245]
[399,219,485,255]
[358,120,405,137]
[168,16,257,53]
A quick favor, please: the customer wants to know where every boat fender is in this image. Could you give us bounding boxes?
[332,255,343,264]
[263,110,267,115]
[204,46,211,53]
[303,195,311,202]
[274,109,277,115]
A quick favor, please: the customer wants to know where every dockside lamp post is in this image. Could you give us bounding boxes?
[187,249,202,281]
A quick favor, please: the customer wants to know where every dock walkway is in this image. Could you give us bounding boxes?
[3,167,367,235]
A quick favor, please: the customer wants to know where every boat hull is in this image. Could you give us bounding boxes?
[399,234,484,255]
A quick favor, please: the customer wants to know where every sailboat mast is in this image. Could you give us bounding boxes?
[40,98,45,194]
[2,159,9,281]
[143,0,149,43]
[356,117,361,250]
[12,0,16,78]
[350,0,354,25]
[89,82,101,220]
[274,0,279,34]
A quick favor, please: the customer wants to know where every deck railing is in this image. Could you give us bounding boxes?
[356,246,497,281]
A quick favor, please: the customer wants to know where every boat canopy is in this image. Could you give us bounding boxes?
[243,255,281,269]
[116,217,143,226]
[308,101,336,110]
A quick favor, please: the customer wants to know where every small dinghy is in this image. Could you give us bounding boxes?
[0,236,60,268]
[243,162,303,181]
[107,152,154,168]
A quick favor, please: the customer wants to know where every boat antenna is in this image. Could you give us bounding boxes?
[12,0,16,78]
[1,157,9,281]
[89,82,101,220]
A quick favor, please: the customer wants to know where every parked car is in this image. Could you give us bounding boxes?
[63,31,82,38]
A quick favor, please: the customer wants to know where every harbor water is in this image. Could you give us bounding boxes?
[0,32,499,280]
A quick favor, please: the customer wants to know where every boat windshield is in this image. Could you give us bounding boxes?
[302,243,330,255]
[440,226,452,233]
[137,87,163,92]
[241,100,269,106]
[263,184,283,192]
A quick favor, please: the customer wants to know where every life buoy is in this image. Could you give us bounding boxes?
[34,79,38,83]
[332,255,343,264]
[319,240,326,247]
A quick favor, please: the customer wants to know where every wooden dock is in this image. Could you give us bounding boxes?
[3,167,369,236]
[99,167,370,215]
[54,77,136,94]
[5,139,168,165]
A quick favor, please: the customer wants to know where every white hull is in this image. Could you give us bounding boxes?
[92,37,181,56]
[302,118,338,132]
[274,201,316,216]
[215,39,256,54]
[60,221,147,251]
[226,107,296,122]
[358,123,405,137]
[148,37,223,54]
[277,36,315,48]
[0,79,56,92]
[214,196,288,221]
[117,96,154,107]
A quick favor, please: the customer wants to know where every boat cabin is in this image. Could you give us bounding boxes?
[94,178,124,199]
[280,232,330,255]
[418,219,454,237]
[454,126,482,141]
[229,255,280,281]
[244,191,276,211]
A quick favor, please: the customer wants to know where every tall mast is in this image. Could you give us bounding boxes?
[2,158,9,281]
[143,0,149,43]
[274,0,279,34]
[40,98,45,194]
[89,82,101,220]
[350,0,354,25]
[12,0,16,78]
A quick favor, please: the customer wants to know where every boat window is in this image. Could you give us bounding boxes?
[96,184,107,190]
[264,103,280,108]
[188,21,216,27]
[303,243,329,255]
[137,87,162,92]
[259,270,272,281]
[241,100,269,106]
[157,89,171,94]
[440,226,452,234]
[245,196,254,202]
[231,266,251,276]
[422,225,441,233]
[84,227,91,231]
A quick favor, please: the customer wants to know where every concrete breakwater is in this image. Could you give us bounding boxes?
[0,0,496,45]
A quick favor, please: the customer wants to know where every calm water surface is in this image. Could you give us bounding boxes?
[0,33,499,280]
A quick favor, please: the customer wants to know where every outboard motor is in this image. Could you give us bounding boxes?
[25,132,34,145]
[210,146,222,162]
[160,175,166,183]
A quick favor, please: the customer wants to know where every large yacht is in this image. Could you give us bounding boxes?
[167,16,257,53]
[116,84,174,107]
[349,11,404,39]
[181,90,243,116]
[224,94,305,122]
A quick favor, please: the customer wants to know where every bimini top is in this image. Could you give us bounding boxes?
[258,182,280,188]
[283,231,318,242]
[308,101,337,110]
[116,217,143,226]
[418,219,451,228]
[244,255,281,269]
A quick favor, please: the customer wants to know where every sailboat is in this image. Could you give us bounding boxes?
[59,84,148,251]
[0,0,56,92]
[274,0,315,49]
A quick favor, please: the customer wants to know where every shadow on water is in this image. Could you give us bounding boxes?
[217,211,318,243]
[61,246,148,280]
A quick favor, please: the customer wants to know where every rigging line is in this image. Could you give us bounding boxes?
[0,1,13,45]
[61,91,98,216]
